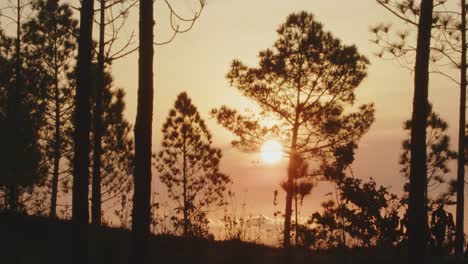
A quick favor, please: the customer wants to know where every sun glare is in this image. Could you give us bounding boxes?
[260,140,283,164]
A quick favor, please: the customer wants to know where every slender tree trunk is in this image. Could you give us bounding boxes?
[283,124,299,248]
[455,0,467,260]
[73,0,94,261]
[91,0,106,226]
[294,175,298,247]
[408,0,433,262]
[183,134,188,237]
[7,0,23,213]
[50,62,60,219]
[131,0,153,261]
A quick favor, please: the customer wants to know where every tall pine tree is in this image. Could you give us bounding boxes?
[408,0,433,261]
[212,12,375,247]
[22,0,78,218]
[156,92,231,238]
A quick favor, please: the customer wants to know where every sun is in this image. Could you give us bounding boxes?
[260,140,283,164]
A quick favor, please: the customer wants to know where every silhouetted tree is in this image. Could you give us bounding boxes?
[92,0,106,225]
[49,67,135,222]
[92,0,137,226]
[211,11,375,247]
[372,0,466,257]
[408,0,433,260]
[0,29,10,205]
[131,0,154,261]
[73,0,95,261]
[307,177,402,249]
[280,155,315,246]
[22,0,78,219]
[0,0,45,212]
[455,1,467,258]
[400,105,457,211]
[309,144,402,249]
[430,204,455,255]
[400,107,458,254]
[91,76,134,223]
[131,1,204,262]
[155,92,231,238]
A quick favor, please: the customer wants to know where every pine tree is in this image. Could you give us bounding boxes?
[92,0,137,226]
[400,105,457,211]
[130,0,203,261]
[91,73,134,222]
[22,0,78,219]
[408,0,433,261]
[0,3,45,212]
[212,12,375,247]
[131,0,153,261]
[156,92,231,238]
[73,0,94,261]
[372,1,465,257]
[281,155,315,246]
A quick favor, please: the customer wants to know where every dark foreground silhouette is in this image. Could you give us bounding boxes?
[0,213,462,264]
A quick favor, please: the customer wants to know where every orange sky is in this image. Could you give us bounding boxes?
[104,0,468,238]
[2,0,466,241]
[105,0,466,237]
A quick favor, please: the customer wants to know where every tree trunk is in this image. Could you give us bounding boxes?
[183,134,188,237]
[130,0,153,261]
[6,0,23,213]
[408,0,433,262]
[294,174,298,247]
[73,0,94,262]
[50,61,60,219]
[283,125,299,248]
[455,0,467,260]
[91,0,106,227]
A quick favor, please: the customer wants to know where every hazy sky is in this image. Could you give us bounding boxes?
[104,0,468,235]
[1,0,462,238]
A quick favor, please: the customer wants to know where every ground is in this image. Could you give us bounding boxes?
[0,213,461,264]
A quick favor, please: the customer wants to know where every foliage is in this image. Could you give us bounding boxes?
[280,155,316,246]
[372,1,467,258]
[155,92,231,238]
[20,0,78,217]
[0,15,47,211]
[212,12,374,156]
[399,104,457,210]
[94,83,134,217]
[306,177,402,249]
[281,155,316,206]
[211,11,375,246]
[429,204,455,255]
[371,0,461,75]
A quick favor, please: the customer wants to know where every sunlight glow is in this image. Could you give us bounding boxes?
[260,140,283,164]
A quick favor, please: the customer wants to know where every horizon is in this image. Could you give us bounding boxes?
[109,0,467,240]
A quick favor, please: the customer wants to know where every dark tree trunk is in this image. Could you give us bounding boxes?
[73,0,94,262]
[130,0,153,262]
[283,124,299,248]
[50,65,60,219]
[408,0,433,262]
[294,175,298,247]
[6,0,23,213]
[183,134,188,237]
[455,0,467,259]
[91,0,106,227]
